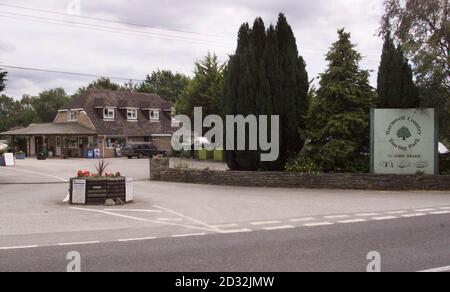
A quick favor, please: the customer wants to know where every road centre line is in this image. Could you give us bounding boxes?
[218,229,252,234]
[356,213,380,217]
[304,222,334,227]
[402,213,426,218]
[0,245,39,250]
[214,224,239,229]
[386,211,407,214]
[418,266,450,273]
[172,233,206,238]
[373,216,397,221]
[251,221,282,226]
[70,207,215,232]
[58,241,100,246]
[339,219,367,224]
[414,208,436,212]
[118,237,157,242]
[429,211,450,215]
[263,225,295,231]
[289,217,316,222]
[324,215,350,219]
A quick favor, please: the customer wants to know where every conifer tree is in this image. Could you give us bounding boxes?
[0,69,7,93]
[223,14,309,171]
[301,29,376,173]
[377,32,419,108]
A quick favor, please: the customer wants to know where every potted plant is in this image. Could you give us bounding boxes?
[70,160,133,205]
[15,151,26,160]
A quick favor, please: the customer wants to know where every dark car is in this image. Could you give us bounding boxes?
[122,143,165,159]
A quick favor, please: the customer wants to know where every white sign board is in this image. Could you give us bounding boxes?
[72,179,86,204]
[371,109,437,175]
[3,153,15,166]
[126,178,134,202]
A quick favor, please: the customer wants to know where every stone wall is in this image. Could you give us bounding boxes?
[54,110,96,130]
[149,158,450,191]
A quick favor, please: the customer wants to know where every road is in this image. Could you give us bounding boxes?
[1,158,450,272]
[1,213,450,272]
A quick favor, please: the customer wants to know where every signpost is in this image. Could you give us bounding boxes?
[371,108,438,175]
[3,153,15,166]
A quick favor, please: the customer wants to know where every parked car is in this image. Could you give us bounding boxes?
[122,143,166,159]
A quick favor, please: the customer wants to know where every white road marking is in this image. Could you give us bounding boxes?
[153,205,220,233]
[118,237,157,242]
[171,233,206,238]
[418,266,450,273]
[386,210,407,215]
[356,213,380,217]
[304,222,334,227]
[157,218,184,222]
[70,207,215,232]
[429,211,450,215]
[219,229,252,234]
[213,224,239,229]
[439,207,450,210]
[104,209,162,213]
[324,215,350,219]
[373,216,397,221]
[0,245,39,250]
[414,208,436,212]
[1,167,67,182]
[58,241,100,246]
[0,172,17,177]
[289,217,316,222]
[263,225,295,231]
[339,219,367,224]
[402,213,426,218]
[250,221,282,226]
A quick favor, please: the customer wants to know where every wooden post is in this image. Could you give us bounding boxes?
[11,135,15,154]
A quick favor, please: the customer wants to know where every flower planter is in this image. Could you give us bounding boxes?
[15,153,26,160]
[69,177,134,205]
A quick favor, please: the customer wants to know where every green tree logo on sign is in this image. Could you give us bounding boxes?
[397,126,412,141]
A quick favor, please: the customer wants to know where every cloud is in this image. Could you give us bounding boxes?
[0,0,383,99]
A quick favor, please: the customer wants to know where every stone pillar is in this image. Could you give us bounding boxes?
[149,158,170,180]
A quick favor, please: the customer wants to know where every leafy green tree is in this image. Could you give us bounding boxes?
[381,1,449,140]
[136,70,191,103]
[0,95,18,132]
[32,88,70,123]
[296,29,376,173]
[381,0,449,91]
[0,69,6,93]
[377,32,420,108]
[76,77,121,95]
[176,52,224,118]
[223,14,309,171]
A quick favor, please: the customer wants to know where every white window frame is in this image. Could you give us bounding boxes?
[150,109,160,121]
[68,111,77,122]
[127,109,138,121]
[103,108,115,120]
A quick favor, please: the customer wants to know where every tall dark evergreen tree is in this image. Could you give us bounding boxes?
[377,32,419,108]
[223,14,309,171]
[0,69,7,93]
[299,29,376,173]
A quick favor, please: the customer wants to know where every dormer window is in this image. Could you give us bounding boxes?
[127,109,138,121]
[150,109,160,121]
[103,108,115,120]
[68,111,77,122]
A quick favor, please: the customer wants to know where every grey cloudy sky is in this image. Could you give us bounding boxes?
[0,0,385,99]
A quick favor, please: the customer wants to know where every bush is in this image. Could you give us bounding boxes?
[285,155,321,174]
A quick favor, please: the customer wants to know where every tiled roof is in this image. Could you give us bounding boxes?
[0,123,97,136]
[62,90,174,136]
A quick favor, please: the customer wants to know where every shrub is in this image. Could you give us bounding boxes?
[285,155,321,174]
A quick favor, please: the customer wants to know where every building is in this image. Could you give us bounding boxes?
[0,90,174,158]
